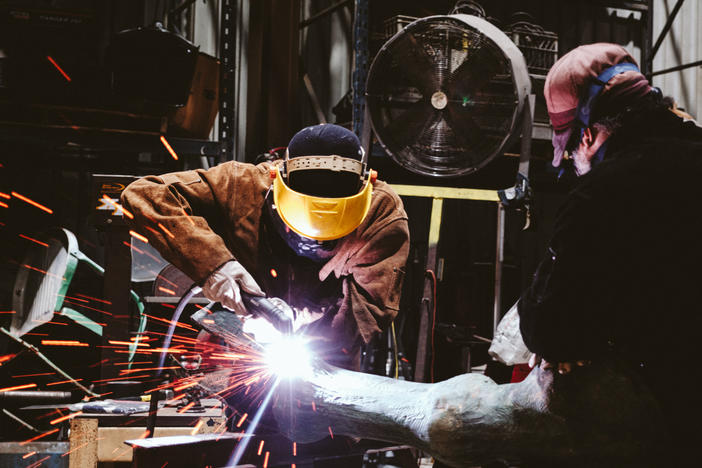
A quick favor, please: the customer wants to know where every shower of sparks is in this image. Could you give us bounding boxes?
[0,287,314,466]
[160,135,179,160]
[11,191,53,214]
[47,56,72,81]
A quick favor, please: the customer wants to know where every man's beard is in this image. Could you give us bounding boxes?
[572,148,592,176]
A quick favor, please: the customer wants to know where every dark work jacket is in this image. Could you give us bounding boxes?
[519,107,702,460]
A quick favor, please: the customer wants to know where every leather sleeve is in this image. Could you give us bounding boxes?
[120,164,238,284]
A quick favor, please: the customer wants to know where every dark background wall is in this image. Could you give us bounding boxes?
[0,1,652,385]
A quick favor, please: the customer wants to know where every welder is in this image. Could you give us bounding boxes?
[121,124,409,370]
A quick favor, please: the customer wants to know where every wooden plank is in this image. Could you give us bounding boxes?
[69,418,98,468]
[96,419,224,462]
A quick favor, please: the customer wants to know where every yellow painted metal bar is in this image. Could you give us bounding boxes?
[389,184,500,202]
[428,198,444,248]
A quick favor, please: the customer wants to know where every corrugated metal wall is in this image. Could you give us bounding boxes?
[650,0,702,118]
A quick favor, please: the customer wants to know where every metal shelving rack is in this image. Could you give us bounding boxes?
[0,0,242,163]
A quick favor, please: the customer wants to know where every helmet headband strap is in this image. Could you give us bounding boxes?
[286,155,365,178]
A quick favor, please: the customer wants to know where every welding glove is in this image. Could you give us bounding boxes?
[202,260,265,316]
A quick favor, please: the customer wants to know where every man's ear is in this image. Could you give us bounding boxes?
[581,127,595,148]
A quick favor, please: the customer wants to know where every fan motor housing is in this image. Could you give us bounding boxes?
[366,14,531,178]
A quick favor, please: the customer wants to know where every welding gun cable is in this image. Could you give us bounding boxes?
[156,285,204,375]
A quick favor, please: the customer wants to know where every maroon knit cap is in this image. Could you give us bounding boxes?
[545,43,652,166]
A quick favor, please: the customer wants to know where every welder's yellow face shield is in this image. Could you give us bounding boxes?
[272,156,375,241]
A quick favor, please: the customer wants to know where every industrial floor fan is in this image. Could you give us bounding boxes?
[366,13,532,180]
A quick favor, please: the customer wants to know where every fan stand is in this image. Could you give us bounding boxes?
[388,95,534,383]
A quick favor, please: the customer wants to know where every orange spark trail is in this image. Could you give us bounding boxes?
[158,222,175,238]
[129,230,149,243]
[173,381,199,392]
[20,428,59,445]
[47,378,83,386]
[328,426,334,439]
[293,441,297,456]
[22,451,36,459]
[27,455,51,468]
[144,313,197,331]
[23,264,65,280]
[160,135,179,160]
[11,191,53,214]
[263,451,270,468]
[63,299,112,316]
[0,354,16,365]
[0,201,8,208]
[181,207,196,225]
[158,286,175,295]
[109,340,149,347]
[0,310,16,314]
[0,383,37,392]
[75,293,112,304]
[63,295,88,303]
[0,191,10,199]
[120,367,178,375]
[257,440,265,455]
[12,372,55,378]
[18,234,48,247]
[137,430,151,439]
[91,374,151,384]
[47,56,71,81]
[101,194,134,219]
[61,437,104,458]
[236,413,248,428]
[41,340,89,347]
[50,411,83,425]
[190,420,204,435]
[178,402,195,413]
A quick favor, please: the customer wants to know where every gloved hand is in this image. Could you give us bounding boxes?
[202,260,264,315]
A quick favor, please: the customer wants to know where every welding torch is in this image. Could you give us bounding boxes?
[240,291,294,335]
[158,286,293,373]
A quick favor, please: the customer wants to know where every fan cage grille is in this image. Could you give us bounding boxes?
[367,16,521,177]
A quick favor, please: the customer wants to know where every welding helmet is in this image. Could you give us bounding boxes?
[271,124,376,241]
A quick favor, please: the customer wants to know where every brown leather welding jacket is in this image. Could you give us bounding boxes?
[121,161,409,369]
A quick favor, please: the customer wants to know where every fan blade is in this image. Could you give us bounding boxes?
[382,99,433,150]
[447,51,503,99]
[393,32,440,95]
[444,102,484,149]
